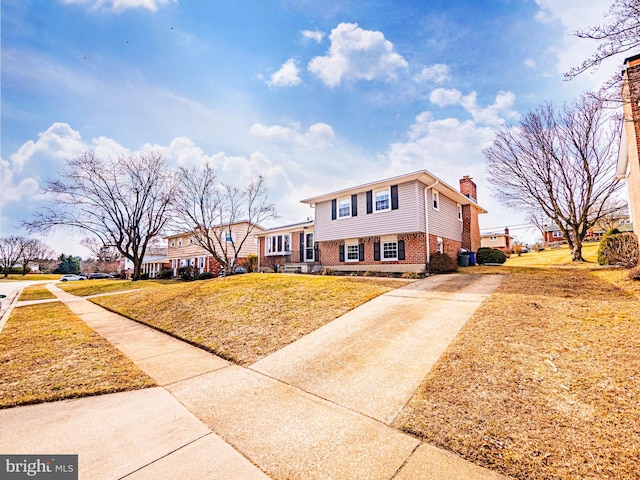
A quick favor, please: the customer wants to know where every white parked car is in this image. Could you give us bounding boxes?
[59,274,85,282]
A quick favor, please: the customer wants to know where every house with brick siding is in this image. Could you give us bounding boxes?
[165,221,263,277]
[617,54,640,237]
[298,171,486,273]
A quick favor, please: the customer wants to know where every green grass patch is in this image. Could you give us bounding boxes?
[92,274,406,366]
[0,302,155,408]
[18,284,57,301]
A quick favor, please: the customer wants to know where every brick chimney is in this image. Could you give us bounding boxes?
[459,176,481,251]
[459,175,477,203]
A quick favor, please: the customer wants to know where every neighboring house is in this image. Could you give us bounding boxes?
[255,219,318,273]
[617,54,640,237]
[543,218,634,244]
[165,221,263,277]
[297,171,486,273]
[542,225,566,245]
[480,228,512,253]
[117,246,169,278]
[141,252,170,278]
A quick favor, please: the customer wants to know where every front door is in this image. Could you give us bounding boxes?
[304,233,315,261]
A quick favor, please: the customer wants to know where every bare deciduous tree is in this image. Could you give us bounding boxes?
[24,152,177,280]
[484,95,622,261]
[18,238,54,275]
[0,236,24,277]
[566,0,640,104]
[173,163,277,273]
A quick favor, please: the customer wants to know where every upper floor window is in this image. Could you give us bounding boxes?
[170,240,175,247]
[266,234,291,255]
[177,238,183,246]
[552,231,563,238]
[338,197,351,218]
[432,191,440,211]
[374,189,390,212]
[457,203,462,221]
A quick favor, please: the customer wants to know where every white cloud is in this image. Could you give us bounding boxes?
[249,122,335,148]
[415,64,451,84]
[429,89,518,126]
[307,23,408,87]
[460,91,519,126]
[61,0,174,12]
[0,158,40,208]
[523,58,536,69]
[429,88,462,107]
[10,122,86,172]
[301,29,325,43]
[267,58,302,88]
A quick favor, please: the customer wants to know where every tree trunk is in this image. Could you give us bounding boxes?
[132,259,142,281]
[570,235,585,262]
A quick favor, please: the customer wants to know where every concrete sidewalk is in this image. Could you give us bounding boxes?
[1,275,509,480]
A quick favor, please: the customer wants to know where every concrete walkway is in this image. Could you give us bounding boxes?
[0,275,509,480]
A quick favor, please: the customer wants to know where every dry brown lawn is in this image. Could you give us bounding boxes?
[57,278,167,296]
[394,261,640,480]
[0,302,155,408]
[92,273,406,366]
[18,284,57,301]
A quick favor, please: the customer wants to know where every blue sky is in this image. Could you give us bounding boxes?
[1,0,622,255]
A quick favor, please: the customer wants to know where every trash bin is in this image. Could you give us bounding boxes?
[458,254,470,267]
[469,252,476,266]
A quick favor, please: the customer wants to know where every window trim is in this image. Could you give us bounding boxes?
[345,242,360,262]
[374,188,391,213]
[382,241,398,261]
[552,231,563,238]
[457,203,462,221]
[177,238,183,247]
[265,233,291,255]
[432,190,440,211]
[337,196,352,219]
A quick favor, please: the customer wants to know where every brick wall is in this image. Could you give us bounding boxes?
[427,235,462,258]
[318,232,431,272]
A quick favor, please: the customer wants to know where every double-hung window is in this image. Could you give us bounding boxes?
[338,197,351,218]
[432,191,440,210]
[382,242,398,260]
[346,244,359,262]
[374,189,390,212]
[457,203,462,221]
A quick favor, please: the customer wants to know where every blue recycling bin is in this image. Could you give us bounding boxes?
[469,252,476,266]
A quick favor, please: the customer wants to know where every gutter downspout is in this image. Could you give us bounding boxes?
[424,180,439,265]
